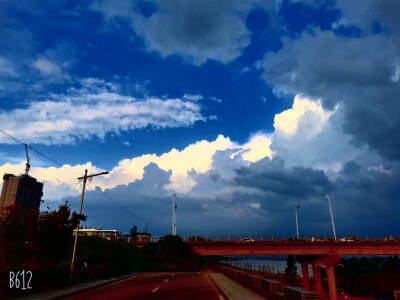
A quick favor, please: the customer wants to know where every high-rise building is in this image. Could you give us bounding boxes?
[0,173,44,217]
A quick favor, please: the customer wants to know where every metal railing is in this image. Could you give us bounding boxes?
[117,235,399,243]
[119,236,162,243]
[181,235,400,242]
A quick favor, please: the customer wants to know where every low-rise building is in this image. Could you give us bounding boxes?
[136,232,152,243]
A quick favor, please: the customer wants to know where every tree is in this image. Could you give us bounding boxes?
[156,235,193,261]
[0,201,85,270]
[130,225,138,241]
[37,201,86,265]
[285,255,298,283]
[0,205,31,267]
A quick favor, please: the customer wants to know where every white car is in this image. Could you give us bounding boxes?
[338,237,354,242]
[238,237,254,242]
[310,236,326,242]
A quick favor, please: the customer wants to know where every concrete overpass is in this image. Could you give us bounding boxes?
[189,240,400,300]
[190,240,400,256]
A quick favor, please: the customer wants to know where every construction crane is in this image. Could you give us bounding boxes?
[25,144,30,174]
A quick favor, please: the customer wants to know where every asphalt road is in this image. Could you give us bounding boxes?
[63,272,227,300]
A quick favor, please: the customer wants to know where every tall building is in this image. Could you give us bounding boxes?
[0,173,44,217]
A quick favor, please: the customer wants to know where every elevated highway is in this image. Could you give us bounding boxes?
[189,240,400,300]
[189,240,400,256]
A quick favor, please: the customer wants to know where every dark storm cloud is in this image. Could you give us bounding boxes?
[231,155,400,236]
[65,163,174,233]
[335,0,400,42]
[263,29,400,160]
[57,151,400,236]
[234,157,333,198]
[92,0,275,65]
[330,160,400,235]
[184,154,339,235]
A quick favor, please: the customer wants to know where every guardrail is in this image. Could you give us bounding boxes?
[182,235,400,242]
[117,235,399,243]
[118,236,162,243]
[211,263,320,300]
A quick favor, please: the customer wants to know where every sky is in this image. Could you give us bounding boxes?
[1,0,399,237]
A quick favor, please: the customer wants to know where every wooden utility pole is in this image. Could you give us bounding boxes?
[172,194,175,235]
[69,169,109,279]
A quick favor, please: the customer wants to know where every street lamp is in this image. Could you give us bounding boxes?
[295,205,300,239]
[322,193,337,241]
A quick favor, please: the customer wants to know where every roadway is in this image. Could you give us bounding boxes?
[63,272,227,300]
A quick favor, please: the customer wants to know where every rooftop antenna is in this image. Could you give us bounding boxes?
[25,144,31,174]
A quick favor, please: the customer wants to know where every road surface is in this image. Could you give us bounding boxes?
[63,272,227,300]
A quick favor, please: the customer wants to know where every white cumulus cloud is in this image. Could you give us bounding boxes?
[106,135,236,193]
[2,94,374,203]
[0,78,206,145]
[270,95,368,175]
[0,132,274,199]
[273,95,332,138]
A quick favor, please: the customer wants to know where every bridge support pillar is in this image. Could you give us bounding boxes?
[326,265,337,300]
[301,263,310,290]
[312,264,322,294]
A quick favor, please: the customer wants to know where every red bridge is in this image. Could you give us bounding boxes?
[190,240,400,300]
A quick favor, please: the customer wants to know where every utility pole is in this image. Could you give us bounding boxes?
[295,205,300,239]
[172,194,175,235]
[174,205,177,236]
[69,169,109,279]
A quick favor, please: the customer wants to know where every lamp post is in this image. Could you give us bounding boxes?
[295,205,300,239]
[322,193,337,241]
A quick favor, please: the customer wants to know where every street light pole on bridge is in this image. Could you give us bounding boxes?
[295,205,300,239]
[322,193,337,242]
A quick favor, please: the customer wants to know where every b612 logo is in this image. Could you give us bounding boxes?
[9,270,32,290]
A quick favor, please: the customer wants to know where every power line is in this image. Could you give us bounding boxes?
[28,147,81,176]
[0,129,81,176]
[0,129,169,229]
[0,129,25,144]
[0,130,90,205]
[92,184,169,228]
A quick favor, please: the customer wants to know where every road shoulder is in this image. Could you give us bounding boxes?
[21,273,139,300]
[209,272,265,300]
